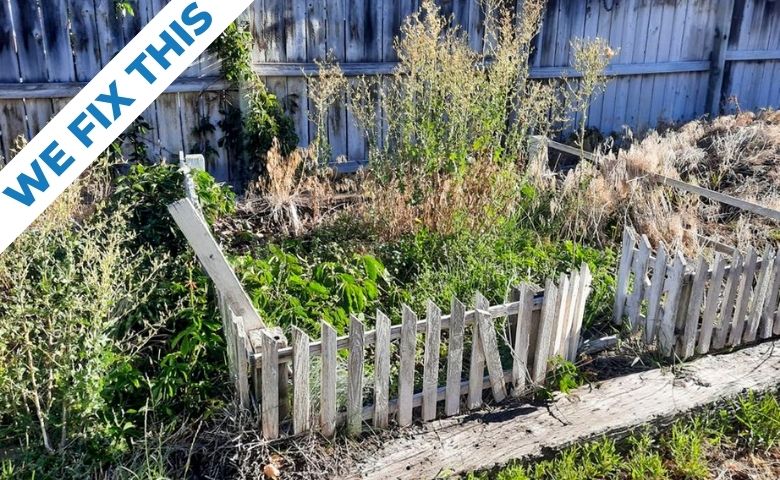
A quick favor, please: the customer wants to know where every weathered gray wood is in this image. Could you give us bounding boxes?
[533,280,558,384]
[746,247,775,342]
[627,235,652,331]
[475,299,507,403]
[729,247,758,346]
[167,199,265,334]
[613,228,636,324]
[512,286,534,394]
[398,305,417,427]
[233,315,251,409]
[261,332,280,440]
[422,301,442,421]
[767,254,780,337]
[445,297,466,416]
[698,253,727,354]
[562,271,581,361]
[320,321,337,437]
[706,1,737,116]
[680,256,709,359]
[373,310,391,428]
[725,49,780,61]
[659,252,686,357]
[648,174,780,223]
[569,264,593,361]
[358,339,780,480]
[644,244,668,345]
[468,295,488,409]
[552,274,571,358]
[713,250,745,350]
[347,316,365,436]
[292,327,311,434]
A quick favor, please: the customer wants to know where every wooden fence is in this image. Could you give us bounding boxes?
[256,267,593,440]
[613,228,780,359]
[3,0,780,177]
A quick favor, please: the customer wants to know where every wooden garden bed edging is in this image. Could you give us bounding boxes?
[353,338,780,480]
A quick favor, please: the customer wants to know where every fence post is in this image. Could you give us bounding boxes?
[706,0,737,116]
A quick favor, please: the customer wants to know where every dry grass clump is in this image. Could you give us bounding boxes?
[357,159,522,239]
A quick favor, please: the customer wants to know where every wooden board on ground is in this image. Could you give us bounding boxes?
[353,339,780,479]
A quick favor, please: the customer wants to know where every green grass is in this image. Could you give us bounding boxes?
[467,391,780,480]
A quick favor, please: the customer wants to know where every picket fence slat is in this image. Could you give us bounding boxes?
[698,253,726,354]
[234,316,250,409]
[644,244,668,344]
[476,302,507,402]
[512,285,534,394]
[553,274,572,358]
[373,311,392,429]
[347,316,365,436]
[768,254,780,336]
[627,235,652,331]
[292,327,311,434]
[659,252,686,357]
[613,228,636,324]
[398,305,417,426]
[468,295,489,409]
[562,271,581,361]
[713,250,744,350]
[680,256,709,359]
[747,247,775,342]
[445,297,466,415]
[422,301,443,421]
[533,280,558,383]
[569,264,592,362]
[320,321,337,437]
[729,247,758,346]
[262,332,280,440]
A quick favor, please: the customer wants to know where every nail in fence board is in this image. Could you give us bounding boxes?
[680,256,709,359]
[422,301,443,421]
[747,247,775,342]
[347,316,365,436]
[613,229,636,324]
[728,247,758,346]
[659,252,686,357]
[320,321,337,437]
[398,305,418,426]
[292,327,311,434]
[533,281,558,384]
[698,253,726,354]
[262,332,280,440]
[445,298,466,415]
[512,286,534,394]
[373,311,391,428]
[644,244,668,344]
[713,250,744,350]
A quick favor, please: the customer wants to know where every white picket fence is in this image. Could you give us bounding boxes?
[614,228,780,358]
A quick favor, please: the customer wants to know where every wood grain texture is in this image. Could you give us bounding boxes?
[468,295,488,409]
[713,250,745,350]
[475,298,507,403]
[614,228,636,324]
[512,285,534,394]
[729,247,758,346]
[627,235,652,331]
[356,339,780,480]
[698,253,726,354]
[767,254,780,337]
[747,247,775,342]
[261,332,280,440]
[320,321,337,437]
[347,316,366,436]
[422,301,442,421]
[569,264,592,362]
[680,256,709,359]
[533,280,558,384]
[445,297,466,415]
[659,252,686,357]
[398,305,418,426]
[644,244,668,345]
[373,310,391,428]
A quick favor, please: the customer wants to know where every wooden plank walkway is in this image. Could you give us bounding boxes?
[354,339,780,480]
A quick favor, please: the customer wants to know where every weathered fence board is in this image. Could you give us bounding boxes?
[5,0,779,171]
[246,267,592,440]
[615,227,780,360]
